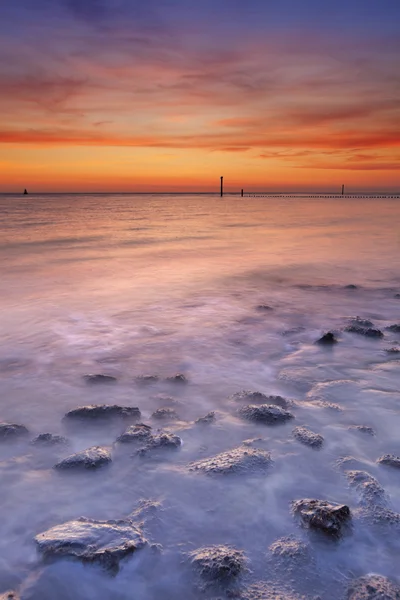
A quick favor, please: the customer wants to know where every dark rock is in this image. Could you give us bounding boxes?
[268,535,312,568]
[348,316,374,328]
[0,423,29,440]
[31,433,68,446]
[0,593,19,600]
[35,514,147,572]
[377,454,400,469]
[345,284,358,289]
[195,412,216,425]
[165,373,188,384]
[386,324,400,333]
[238,404,294,425]
[231,390,289,408]
[395,294,400,299]
[385,347,400,353]
[293,426,324,448]
[189,446,272,475]
[256,304,273,311]
[345,325,384,338]
[292,499,351,537]
[54,446,111,470]
[64,405,141,421]
[151,408,179,420]
[83,374,117,384]
[348,425,375,436]
[345,470,387,508]
[117,423,152,443]
[189,545,246,582]
[135,375,159,385]
[137,432,182,455]
[348,575,400,599]
[316,332,338,345]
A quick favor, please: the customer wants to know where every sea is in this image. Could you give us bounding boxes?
[0,193,399,599]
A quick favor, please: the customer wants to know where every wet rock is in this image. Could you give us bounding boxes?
[292,499,351,537]
[347,575,400,599]
[0,593,19,600]
[377,454,400,469]
[385,347,400,354]
[83,374,117,384]
[31,433,68,446]
[64,405,141,421]
[189,545,246,582]
[348,316,374,328]
[316,332,338,345]
[256,304,273,311]
[54,446,111,470]
[165,373,188,384]
[117,423,153,443]
[395,294,400,299]
[135,375,159,385]
[292,426,323,449]
[238,404,294,425]
[282,326,306,336]
[386,324,400,333]
[348,425,375,436]
[345,284,358,289]
[35,514,147,572]
[238,582,305,600]
[0,423,29,440]
[195,412,216,425]
[137,432,182,455]
[189,446,272,475]
[151,408,179,420]
[344,325,384,338]
[231,390,289,408]
[268,535,312,564]
[345,470,387,508]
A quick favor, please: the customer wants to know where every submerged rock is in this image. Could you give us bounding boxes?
[195,412,216,425]
[189,545,246,582]
[385,347,400,354]
[64,405,141,421]
[348,316,374,328]
[137,432,182,455]
[31,433,68,446]
[231,390,289,408]
[349,425,375,436]
[316,332,338,345]
[83,374,117,384]
[238,404,294,425]
[293,426,324,449]
[256,304,273,311]
[344,325,384,338]
[292,499,351,537]
[151,408,179,420]
[165,373,188,384]
[386,324,400,333]
[35,515,147,572]
[54,446,111,470]
[0,423,29,440]
[377,455,400,469]
[117,423,153,443]
[135,375,159,385]
[189,446,272,475]
[345,470,387,508]
[345,284,358,290]
[348,575,400,599]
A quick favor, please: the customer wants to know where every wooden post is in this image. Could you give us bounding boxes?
[220,176,224,197]
[341,184,345,196]
[241,189,244,197]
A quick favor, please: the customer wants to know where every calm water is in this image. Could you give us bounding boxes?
[0,194,400,599]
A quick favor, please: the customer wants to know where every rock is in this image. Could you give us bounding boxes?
[189,446,272,475]
[35,514,147,572]
[348,575,400,599]
[268,535,312,569]
[189,545,246,582]
[231,390,289,408]
[385,347,400,354]
[395,294,400,299]
[165,373,188,384]
[31,433,68,446]
[256,304,273,311]
[135,375,159,385]
[195,412,216,425]
[54,446,111,470]
[117,423,153,443]
[292,499,351,537]
[316,332,338,345]
[238,582,304,600]
[0,423,29,440]
[348,425,375,436]
[0,593,19,600]
[377,454,400,469]
[64,405,141,421]
[344,325,384,338]
[238,404,294,425]
[282,326,306,336]
[345,284,358,289]
[83,374,117,384]
[293,426,324,449]
[137,432,182,455]
[386,324,400,333]
[151,408,179,420]
[345,470,387,508]
[348,316,374,328]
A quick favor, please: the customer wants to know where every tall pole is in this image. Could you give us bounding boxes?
[342,184,345,196]
[220,176,224,197]
[241,189,244,197]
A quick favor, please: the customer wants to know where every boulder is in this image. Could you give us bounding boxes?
[316,332,338,345]
[31,433,68,446]
[348,575,400,599]
[64,405,141,421]
[189,446,272,475]
[195,412,216,425]
[386,324,400,333]
[151,408,179,420]
[238,404,294,425]
[137,432,182,455]
[292,426,324,449]
[292,499,351,537]
[385,347,400,354]
[348,316,374,328]
[377,455,400,469]
[0,423,29,440]
[54,446,111,470]
[117,423,153,443]
[345,470,387,508]
[345,284,358,289]
[83,374,117,384]
[349,425,375,436]
[189,545,246,582]
[231,390,289,408]
[165,373,188,384]
[344,325,383,338]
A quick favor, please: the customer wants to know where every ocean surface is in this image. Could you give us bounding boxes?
[0,193,399,599]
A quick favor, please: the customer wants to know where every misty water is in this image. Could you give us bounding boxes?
[0,194,399,599]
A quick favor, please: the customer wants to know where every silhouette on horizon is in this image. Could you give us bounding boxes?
[23,189,28,195]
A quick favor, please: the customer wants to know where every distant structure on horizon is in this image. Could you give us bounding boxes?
[342,184,345,196]
[220,176,224,197]
[23,188,28,195]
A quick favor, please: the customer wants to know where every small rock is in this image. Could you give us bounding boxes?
[117,423,153,443]
[386,324,400,333]
[195,412,216,425]
[135,375,159,385]
[385,347,400,354]
[151,408,179,420]
[345,470,387,508]
[316,332,338,345]
[137,432,182,455]
[268,535,312,565]
[165,373,188,384]
[349,425,375,436]
[256,304,273,311]
[238,404,294,425]
[231,390,289,408]
[0,593,19,600]
[348,575,400,599]
[395,294,400,299]
[31,433,68,446]
[189,545,246,582]
[35,514,147,572]
[0,423,29,440]
[345,284,358,290]
[293,426,324,449]
[377,454,400,469]
[83,374,117,384]
[64,405,141,421]
[292,499,351,537]
[54,446,111,470]
[189,446,272,475]
[348,316,374,328]
[344,326,383,338]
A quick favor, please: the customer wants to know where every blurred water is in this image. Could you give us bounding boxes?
[0,194,399,598]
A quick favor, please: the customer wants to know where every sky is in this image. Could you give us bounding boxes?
[0,0,399,193]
